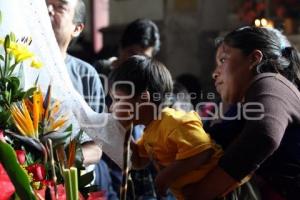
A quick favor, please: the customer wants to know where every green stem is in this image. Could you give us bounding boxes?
[4,49,9,77]
[8,62,18,76]
[70,167,78,200]
[47,139,58,199]
[0,65,3,78]
[63,169,73,200]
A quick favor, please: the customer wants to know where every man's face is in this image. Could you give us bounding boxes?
[46,0,78,47]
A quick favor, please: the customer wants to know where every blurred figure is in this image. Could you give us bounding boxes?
[46,0,117,199]
[94,18,160,80]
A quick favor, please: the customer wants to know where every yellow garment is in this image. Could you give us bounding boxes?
[137,107,223,199]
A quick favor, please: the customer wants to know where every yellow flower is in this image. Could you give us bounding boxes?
[11,86,68,138]
[10,101,35,138]
[30,58,43,69]
[8,42,34,63]
[32,89,42,137]
[3,39,43,68]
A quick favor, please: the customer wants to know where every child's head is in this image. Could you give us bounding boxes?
[108,55,173,124]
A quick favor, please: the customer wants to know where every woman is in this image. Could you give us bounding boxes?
[184,27,300,200]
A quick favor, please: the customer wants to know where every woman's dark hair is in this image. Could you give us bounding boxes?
[120,19,160,56]
[108,56,173,106]
[218,26,300,88]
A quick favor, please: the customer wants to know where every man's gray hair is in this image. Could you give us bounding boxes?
[73,0,86,24]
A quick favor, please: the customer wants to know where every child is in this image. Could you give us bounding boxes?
[109,55,223,199]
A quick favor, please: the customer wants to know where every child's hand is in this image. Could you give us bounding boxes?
[155,172,171,197]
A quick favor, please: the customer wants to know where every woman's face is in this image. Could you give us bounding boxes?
[212,43,254,104]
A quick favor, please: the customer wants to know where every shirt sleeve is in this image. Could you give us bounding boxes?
[82,69,106,113]
[168,119,215,160]
[219,76,293,181]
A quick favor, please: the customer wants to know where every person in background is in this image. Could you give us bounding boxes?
[94,18,161,199]
[46,0,117,199]
[94,18,160,80]
[109,55,223,200]
[184,27,300,200]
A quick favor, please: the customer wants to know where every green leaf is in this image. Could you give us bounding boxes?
[0,111,11,128]
[4,90,10,102]
[5,130,44,152]
[7,77,20,95]
[0,55,4,61]
[8,63,19,76]
[0,141,37,200]
[41,131,72,147]
[25,151,35,165]
[65,124,73,132]
[23,87,37,99]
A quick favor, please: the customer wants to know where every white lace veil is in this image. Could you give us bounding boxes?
[0,0,126,168]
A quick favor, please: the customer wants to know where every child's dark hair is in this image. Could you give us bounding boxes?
[109,55,173,106]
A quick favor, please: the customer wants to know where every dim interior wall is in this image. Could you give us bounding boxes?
[73,0,231,95]
[164,0,229,94]
[109,0,164,25]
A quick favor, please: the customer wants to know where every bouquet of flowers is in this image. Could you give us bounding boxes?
[0,11,105,200]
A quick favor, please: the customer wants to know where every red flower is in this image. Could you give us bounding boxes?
[15,150,26,165]
[26,163,46,181]
[87,191,106,200]
[0,129,4,141]
[41,179,55,187]
[0,164,15,200]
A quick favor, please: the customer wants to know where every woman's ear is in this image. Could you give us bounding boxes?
[139,91,150,103]
[249,49,263,70]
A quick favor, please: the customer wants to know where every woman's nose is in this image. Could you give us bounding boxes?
[212,67,219,80]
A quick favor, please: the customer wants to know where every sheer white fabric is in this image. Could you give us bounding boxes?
[0,0,126,168]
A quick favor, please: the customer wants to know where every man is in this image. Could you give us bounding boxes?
[47,1,118,199]
[47,0,103,165]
